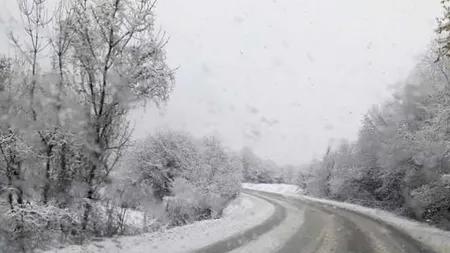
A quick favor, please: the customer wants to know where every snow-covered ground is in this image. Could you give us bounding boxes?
[44,193,275,253]
[124,208,154,230]
[244,183,450,253]
[242,183,304,195]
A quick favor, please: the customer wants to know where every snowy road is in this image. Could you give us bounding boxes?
[213,190,437,253]
[278,195,435,253]
[45,187,447,253]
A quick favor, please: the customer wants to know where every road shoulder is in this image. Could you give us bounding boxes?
[42,193,276,253]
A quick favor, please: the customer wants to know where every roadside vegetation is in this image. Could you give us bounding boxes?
[301,0,450,231]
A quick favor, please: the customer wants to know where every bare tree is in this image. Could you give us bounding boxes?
[0,56,29,208]
[9,0,63,204]
[60,0,174,229]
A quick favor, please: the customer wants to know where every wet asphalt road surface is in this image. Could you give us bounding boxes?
[279,195,434,253]
[196,190,436,253]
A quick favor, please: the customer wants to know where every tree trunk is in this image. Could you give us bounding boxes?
[43,144,54,204]
[57,143,69,207]
[82,187,94,230]
[82,153,99,230]
[8,159,23,208]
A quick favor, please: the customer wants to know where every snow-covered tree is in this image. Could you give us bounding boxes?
[131,130,199,201]
[240,146,279,183]
[0,0,174,248]
[52,0,175,229]
[129,130,242,226]
[302,39,450,228]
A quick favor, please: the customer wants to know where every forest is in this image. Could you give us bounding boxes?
[301,0,450,231]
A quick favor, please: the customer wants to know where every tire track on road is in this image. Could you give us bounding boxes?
[279,200,375,253]
[296,197,436,253]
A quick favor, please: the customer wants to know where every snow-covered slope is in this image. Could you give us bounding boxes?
[43,193,275,253]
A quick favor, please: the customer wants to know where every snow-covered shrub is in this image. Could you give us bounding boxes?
[164,178,225,226]
[83,200,122,237]
[99,165,164,235]
[129,131,243,227]
[76,192,160,237]
[80,198,142,237]
[1,204,83,252]
[411,176,450,229]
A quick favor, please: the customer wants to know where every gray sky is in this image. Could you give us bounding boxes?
[0,0,442,165]
[130,0,442,165]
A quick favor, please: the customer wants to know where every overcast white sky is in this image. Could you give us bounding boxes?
[129,0,442,165]
[0,0,443,165]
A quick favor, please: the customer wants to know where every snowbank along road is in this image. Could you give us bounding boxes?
[201,189,437,253]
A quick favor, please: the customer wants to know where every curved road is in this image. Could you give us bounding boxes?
[196,190,436,253]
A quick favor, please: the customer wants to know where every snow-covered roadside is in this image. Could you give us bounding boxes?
[44,193,275,253]
[242,183,304,195]
[243,183,450,253]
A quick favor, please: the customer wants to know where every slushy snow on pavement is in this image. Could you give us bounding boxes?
[229,191,304,253]
[301,195,450,253]
[244,183,450,253]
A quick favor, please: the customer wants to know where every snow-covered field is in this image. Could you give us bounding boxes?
[44,193,275,253]
[244,183,450,253]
